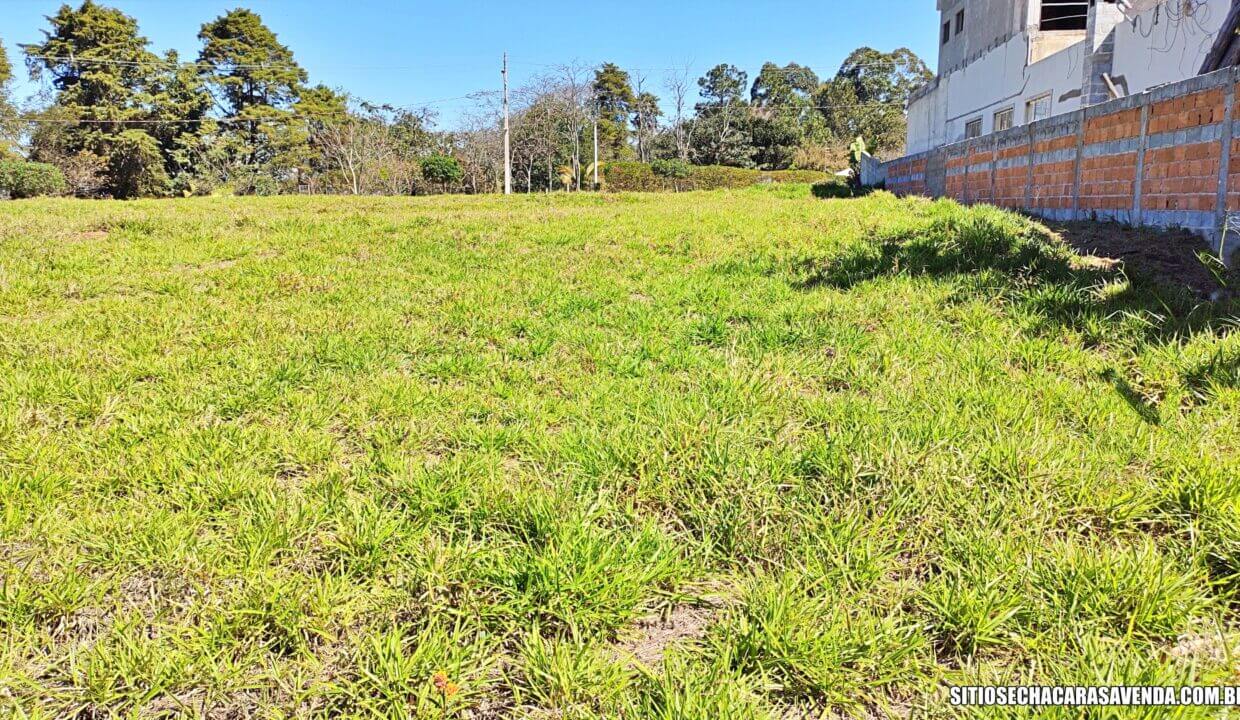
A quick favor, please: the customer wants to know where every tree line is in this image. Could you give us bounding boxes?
[0,0,932,198]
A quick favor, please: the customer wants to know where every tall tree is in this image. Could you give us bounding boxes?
[553,64,592,190]
[198,8,307,187]
[0,37,18,157]
[0,42,10,90]
[663,64,696,162]
[749,62,825,169]
[147,50,215,192]
[591,63,634,160]
[691,64,754,167]
[23,1,176,196]
[631,91,661,163]
[750,62,818,107]
[816,47,931,154]
[511,79,574,193]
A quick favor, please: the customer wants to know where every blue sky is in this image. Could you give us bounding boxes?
[2,0,940,128]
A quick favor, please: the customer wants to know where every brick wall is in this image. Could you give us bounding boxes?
[884,66,1240,260]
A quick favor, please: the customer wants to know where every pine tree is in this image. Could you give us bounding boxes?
[692,64,754,167]
[148,50,214,192]
[24,1,166,195]
[592,63,635,161]
[23,1,211,196]
[198,8,308,188]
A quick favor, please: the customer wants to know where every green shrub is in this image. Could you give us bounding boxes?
[688,165,756,190]
[0,160,67,199]
[602,162,661,191]
[250,174,283,197]
[109,129,171,199]
[421,154,463,191]
[603,162,828,193]
[651,158,691,180]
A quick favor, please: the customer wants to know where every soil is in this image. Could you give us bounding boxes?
[610,603,717,669]
[1044,220,1230,298]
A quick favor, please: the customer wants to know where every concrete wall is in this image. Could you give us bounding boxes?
[859,152,888,187]
[908,79,948,154]
[886,66,1240,260]
[910,0,1232,157]
[1111,0,1231,95]
[907,30,1086,154]
[937,0,1034,75]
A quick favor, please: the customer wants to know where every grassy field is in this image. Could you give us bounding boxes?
[0,186,1237,718]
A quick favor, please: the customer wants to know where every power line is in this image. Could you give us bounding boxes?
[19,115,332,125]
[17,51,915,131]
[27,53,930,78]
[24,54,494,73]
[16,98,902,127]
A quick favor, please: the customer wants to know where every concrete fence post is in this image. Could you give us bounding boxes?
[1132,100,1151,226]
[1071,109,1086,221]
[1024,124,1035,210]
[962,141,971,204]
[1214,70,1236,236]
[989,135,998,203]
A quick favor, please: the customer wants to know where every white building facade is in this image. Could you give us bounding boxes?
[907,0,1233,154]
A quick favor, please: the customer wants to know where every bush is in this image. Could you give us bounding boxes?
[688,165,757,190]
[421,154,463,191]
[792,143,851,173]
[651,158,692,179]
[109,129,171,199]
[249,174,282,197]
[0,160,67,199]
[603,162,828,193]
[601,162,660,191]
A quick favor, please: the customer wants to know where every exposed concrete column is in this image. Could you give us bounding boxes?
[1024,124,1036,209]
[1215,69,1237,254]
[989,135,998,202]
[1071,110,1086,220]
[1081,1,1126,106]
[1132,101,1151,226]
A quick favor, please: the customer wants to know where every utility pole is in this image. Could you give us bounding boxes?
[592,100,599,189]
[503,52,512,195]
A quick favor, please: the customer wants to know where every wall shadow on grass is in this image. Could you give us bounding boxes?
[783,202,1239,413]
[788,205,1235,351]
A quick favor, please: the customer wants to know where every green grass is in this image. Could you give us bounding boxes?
[0,186,1237,718]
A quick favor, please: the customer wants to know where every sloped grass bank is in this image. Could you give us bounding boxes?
[0,188,1236,718]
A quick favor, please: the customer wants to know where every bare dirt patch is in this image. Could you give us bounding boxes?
[1045,221,1227,298]
[611,602,718,669]
[173,249,280,273]
[1167,629,1231,665]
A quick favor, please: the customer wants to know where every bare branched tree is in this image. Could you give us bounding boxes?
[664,62,697,162]
[553,63,593,191]
[309,103,432,195]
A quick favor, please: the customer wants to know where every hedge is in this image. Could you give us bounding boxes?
[0,160,68,199]
[602,161,828,192]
